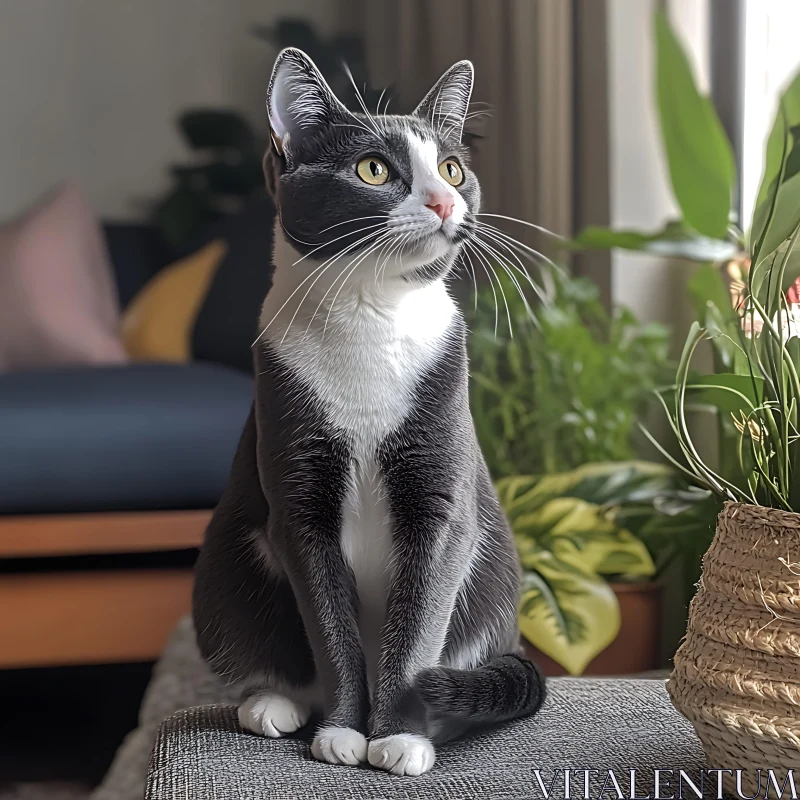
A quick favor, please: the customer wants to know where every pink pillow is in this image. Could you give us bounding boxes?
[0,184,128,370]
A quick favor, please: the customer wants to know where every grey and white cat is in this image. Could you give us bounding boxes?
[193,47,545,777]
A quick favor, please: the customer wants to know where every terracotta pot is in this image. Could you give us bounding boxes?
[522,581,663,676]
[667,502,800,797]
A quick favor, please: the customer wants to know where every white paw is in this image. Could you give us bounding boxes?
[311,725,368,766]
[368,733,436,776]
[238,692,310,738]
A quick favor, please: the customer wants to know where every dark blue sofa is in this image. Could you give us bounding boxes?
[0,223,256,668]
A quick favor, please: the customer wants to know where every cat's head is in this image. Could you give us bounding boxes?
[265,47,480,283]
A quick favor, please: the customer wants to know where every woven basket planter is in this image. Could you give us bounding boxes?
[668,502,800,794]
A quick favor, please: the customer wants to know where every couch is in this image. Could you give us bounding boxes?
[88,617,707,800]
[0,222,257,669]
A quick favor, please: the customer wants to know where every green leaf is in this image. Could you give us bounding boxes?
[682,373,764,416]
[753,171,800,261]
[497,461,677,519]
[752,71,800,250]
[571,227,652,251]
[518,552,620,676]
[654,12,735,238]
[688,265,735,324]
[530,498,656,577]
[572,222,736,262]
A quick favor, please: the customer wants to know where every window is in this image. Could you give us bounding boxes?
[742,0,800,227]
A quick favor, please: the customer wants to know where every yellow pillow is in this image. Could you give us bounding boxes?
[122,240,227,362]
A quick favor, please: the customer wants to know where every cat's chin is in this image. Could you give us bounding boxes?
[386,233,459,276]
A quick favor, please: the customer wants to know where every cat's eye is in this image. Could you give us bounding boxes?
[439,159,464,186]
[356,156,390,185]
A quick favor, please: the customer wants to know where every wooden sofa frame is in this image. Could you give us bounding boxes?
[0,511,208,669]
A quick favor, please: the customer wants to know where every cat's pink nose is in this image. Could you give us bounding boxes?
[426,195,455,221]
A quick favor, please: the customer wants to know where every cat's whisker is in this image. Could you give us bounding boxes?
[372,232,398,282]
[322,235,393,339]
[278,213,318,247]
[463,240,500,337]
[301,233,394,342]
[332,121,380,137]
[371,229,402,286]
[471,235,536,322]
[342,62,382,138]
[466,240,513,338]
[472,228,546,307]
[285,233,391,345]
[457,245,479,311]
[375,87,387,118]
[473,220,564,278]
[473,224,562,302]
[474,213,565,241]
[291,223,385,266]
[318,215,388,234]
[379,232,410,287]
[253,229,381,345]
[383,233,407,284]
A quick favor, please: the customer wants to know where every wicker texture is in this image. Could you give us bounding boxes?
[668,502,800,795]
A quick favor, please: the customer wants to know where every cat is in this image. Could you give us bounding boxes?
[193,47,545,778]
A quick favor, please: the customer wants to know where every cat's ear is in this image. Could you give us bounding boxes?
[414,60,474,141]
[267,47,348,153]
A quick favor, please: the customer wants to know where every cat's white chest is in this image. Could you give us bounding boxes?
[261,264,455,686]
[262,273,454,447]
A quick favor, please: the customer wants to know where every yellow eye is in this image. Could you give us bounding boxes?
[356,156,390,185]
[439,159,464,186]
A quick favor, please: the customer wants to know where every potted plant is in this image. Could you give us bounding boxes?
[499,461,713,676]
[572,11,800,791]
[661,54,800,800]
[467,268,715,676]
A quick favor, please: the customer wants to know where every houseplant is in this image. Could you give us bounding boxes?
[467,267,714,676]
[576,10,800,790]
[662,55,800,799]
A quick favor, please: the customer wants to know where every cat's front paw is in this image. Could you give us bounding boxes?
[311,725,368,766]
[368,734,436,776]
[238,692,310,738]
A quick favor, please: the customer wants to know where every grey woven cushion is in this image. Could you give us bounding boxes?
[146,679,706,800]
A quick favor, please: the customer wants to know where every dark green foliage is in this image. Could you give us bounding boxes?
[468,271,671,479]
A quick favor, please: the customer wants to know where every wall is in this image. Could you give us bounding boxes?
[0,0,337,221]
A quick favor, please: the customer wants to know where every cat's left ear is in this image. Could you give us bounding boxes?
[267,47,349,155]
[414,60,474,142]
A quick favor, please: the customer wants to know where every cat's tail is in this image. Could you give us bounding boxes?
[413,654,546,743]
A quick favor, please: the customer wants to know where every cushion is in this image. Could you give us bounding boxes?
[116,193,276,374]
[0,184,128,371]
[146,680,706,800]
[122,241,228,363]
[0,363,252,514]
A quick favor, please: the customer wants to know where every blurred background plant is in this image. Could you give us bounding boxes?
[573,9,800,513]
[467,259,715,674]
[497,462,713,675]
[468,269,671,478]
[465,9,772,674]
[153,20,377,248]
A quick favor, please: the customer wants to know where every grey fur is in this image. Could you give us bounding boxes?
[193,48,545,764]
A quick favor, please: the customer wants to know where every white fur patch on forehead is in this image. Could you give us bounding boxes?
[405,132,440,180]
[403,131,467,225]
